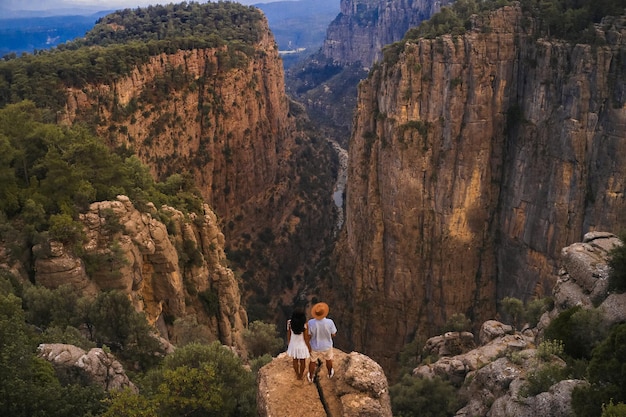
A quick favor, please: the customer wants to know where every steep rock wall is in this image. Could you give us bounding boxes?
[35,195,247,350]
[322,0,453,66]
[59,17,336,320]
[329,6,626,372]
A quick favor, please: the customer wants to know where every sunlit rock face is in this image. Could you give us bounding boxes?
[328,5,626,373]
[35,196,247,351]
[58,13,336,325]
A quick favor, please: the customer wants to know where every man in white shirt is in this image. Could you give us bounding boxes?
[307,302,337,381]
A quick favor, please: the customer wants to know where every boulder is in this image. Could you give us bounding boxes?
[257,349,391,417]
[38,343,137,392]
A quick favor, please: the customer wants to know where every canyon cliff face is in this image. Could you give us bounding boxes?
[59,15,336,321]
[286,0,449,146]
[34,195,247,350]
[323,0,453,66]
[328,6,626,372]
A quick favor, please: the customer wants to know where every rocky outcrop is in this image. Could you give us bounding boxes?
[538,232,624,330]
[35,195,247,350]
[38,343,136,392]
[323,0,453,66]
[401,232,618,416]
[257,349,391,417]
[329,5,626,372]
[58,12,336,325]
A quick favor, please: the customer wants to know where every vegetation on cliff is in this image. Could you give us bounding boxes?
[0,101,203,258]
[0,1,265,111]
[0,273,258,416]
[383,0,625,65]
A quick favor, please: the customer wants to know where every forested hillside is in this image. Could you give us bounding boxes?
[0,2,264,111]
[0,2,319,416]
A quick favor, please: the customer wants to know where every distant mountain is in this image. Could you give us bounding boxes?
[0,12,111,56]
[252,0,340,65]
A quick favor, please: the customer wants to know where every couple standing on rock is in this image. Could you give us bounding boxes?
[286,302,337,382]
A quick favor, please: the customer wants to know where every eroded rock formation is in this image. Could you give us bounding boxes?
[59,12,336,323]
[257,349,391,417]
[328,5,626,372]
[38,343,136,392]
[35,195,247,350]
[402,232,619,416]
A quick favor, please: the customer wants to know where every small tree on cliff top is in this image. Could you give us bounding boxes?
[608,234,626,293]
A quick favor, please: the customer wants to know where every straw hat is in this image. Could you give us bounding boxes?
[311,302,329,320]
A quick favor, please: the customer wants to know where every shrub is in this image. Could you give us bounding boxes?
[140,342,256,417]
[519,362,567,397]
[243,320,283,358]
[543,306,608,359]
[572,323,626,417]
[390,375,459,417]
[608,235,626,293]
[603,401,626,417]
[536,339,564,362]
[441,313,472,333]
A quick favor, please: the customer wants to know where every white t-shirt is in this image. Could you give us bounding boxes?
[308,317,337,351]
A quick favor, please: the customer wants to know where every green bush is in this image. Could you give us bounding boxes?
[441,313,472,333]
[608,235,626,293]
[519,362,567,397]
[390,374,459,417]
[543,306,608,359]
[602,400,626,417]
[572,323,626,417]
[243,320,283,358]
[138,342,256,417]
[602,401,626,417]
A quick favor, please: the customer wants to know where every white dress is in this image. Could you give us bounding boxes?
[286,321,310,359]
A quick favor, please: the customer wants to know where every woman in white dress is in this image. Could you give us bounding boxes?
[286,307,312,380]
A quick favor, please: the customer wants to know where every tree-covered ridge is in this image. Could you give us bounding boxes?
[65,1,263,48]
[383,0,626,64]
[415,0,623,40]
[0,1,265,110]
[0,101,204,250]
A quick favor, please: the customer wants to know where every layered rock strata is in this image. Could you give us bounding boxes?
[330,5,626,372]
[59,14,336,321]
[323,0,453,66]
[35,195,247,350]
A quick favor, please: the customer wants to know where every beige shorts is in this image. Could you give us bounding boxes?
[310,348,334,361]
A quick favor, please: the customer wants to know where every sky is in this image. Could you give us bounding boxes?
[2,0,289,11]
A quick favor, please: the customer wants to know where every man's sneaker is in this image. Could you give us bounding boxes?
[307,373,313,383]
[329,368,335,379]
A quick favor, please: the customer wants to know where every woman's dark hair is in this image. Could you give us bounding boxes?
[290,308,306,335]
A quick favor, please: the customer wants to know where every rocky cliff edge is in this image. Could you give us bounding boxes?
[257,349,391,417]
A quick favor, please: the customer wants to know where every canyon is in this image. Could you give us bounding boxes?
[323,4,626,373]
[2,0,626,388]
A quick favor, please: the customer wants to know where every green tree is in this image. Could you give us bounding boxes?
[243,320,283,358]
[140,342,256,417]
[87,290,163,370]
[390,374,459,417]
[500,296,524,329]
[608,234,626,293]
[543,306,608,359]
[0,292,105,417]
[572,323,626,417]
